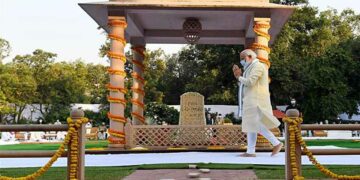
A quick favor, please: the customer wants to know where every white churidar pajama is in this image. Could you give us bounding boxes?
[246,123,281,154]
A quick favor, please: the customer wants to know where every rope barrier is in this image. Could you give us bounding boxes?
[283,117,360,180]
[0,118,88,180]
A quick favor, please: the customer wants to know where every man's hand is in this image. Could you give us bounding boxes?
[232,64,239,72]
[232,64,242,79]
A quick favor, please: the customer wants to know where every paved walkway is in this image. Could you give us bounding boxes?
[124,169,257,180]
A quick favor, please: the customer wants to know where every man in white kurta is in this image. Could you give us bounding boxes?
[233,49,283,157]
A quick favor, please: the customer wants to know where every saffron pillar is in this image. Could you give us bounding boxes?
[131,45,146,125]
[106,16,127,148]
[252,18,271,68]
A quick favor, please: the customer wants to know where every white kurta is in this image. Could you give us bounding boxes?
[238,60,280,133]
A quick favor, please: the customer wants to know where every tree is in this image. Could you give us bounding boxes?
[145,102,179,125]
[0,63,37,123]
[12,50,89,123]
[160,45,244,105]
[39,61,88,122]
[85,63,108,104]
[0,38,11,62]
[143,49,167,103]
[270,7,360,122]
[0,89,15,123]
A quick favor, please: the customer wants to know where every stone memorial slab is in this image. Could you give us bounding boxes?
[179,92,206,125]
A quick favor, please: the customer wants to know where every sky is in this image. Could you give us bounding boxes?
[0,0,359,65]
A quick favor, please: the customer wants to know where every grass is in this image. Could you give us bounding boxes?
[0,140,108,150]
[1,139,359,151]
[1,140,359,179]
[304,139,360,148]
[1,164,359,179]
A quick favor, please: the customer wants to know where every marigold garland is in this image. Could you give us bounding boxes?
[107,68,127,77]
[131,99,145,108]
[253,23,271,41]
[107,112,127,123]
[107,52,127,63]
[254,23,271,28]
[283,117,360,180]
[108,128,125,138]
[131,112,146,124]
[251,43,271,54]
[107,84,128,94]
[252,21,271,68]
[108,34,127,46]
[131,46,146,58]
[132,59,145,72]
[131,87,145,96]
[257,56,271,67]
[131,46,146,125]
[131,72,145,84]
[106,18,128,146]
[108,136,126,144]
[207,146,225,150]
[0,117,88,180]
[107,96,127,106]
[254,29,270,41]
[108,19,128,28]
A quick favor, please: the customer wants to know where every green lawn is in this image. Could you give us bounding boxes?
[304,139,360,148]
[0,164,359,179]
[0,140,359,179]
[0,140,108,150]
[0,139,359,150]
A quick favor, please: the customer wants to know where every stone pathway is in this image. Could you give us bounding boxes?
[123,169,257,180]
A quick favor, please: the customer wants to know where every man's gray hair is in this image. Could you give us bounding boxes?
[240,49,257,60]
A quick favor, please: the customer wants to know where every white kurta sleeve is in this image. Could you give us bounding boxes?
[238,63,264,87]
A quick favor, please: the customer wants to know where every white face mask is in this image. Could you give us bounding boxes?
[241,59,250,67]
[291,101,296,105]
[240,59,246,67]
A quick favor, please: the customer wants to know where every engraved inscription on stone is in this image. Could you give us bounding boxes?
[179,92,205,125]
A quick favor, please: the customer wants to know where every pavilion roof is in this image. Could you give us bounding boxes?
[79,0,295,44]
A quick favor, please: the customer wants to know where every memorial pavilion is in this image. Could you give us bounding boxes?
[79,0,295,149]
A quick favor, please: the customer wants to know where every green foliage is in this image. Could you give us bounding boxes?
[0,62,37,123]
[270,7,360,122]
[145,102,179,125]
[0,38,11,62]
[143,49,167,103]
[84,109,109,126]
[0,90,15,123]
[223,118,232,124]
[0,47,111,123]
[224,112,241,125]
[85,64,108,104]
[10,50,90,123]
[162,45,244,105]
